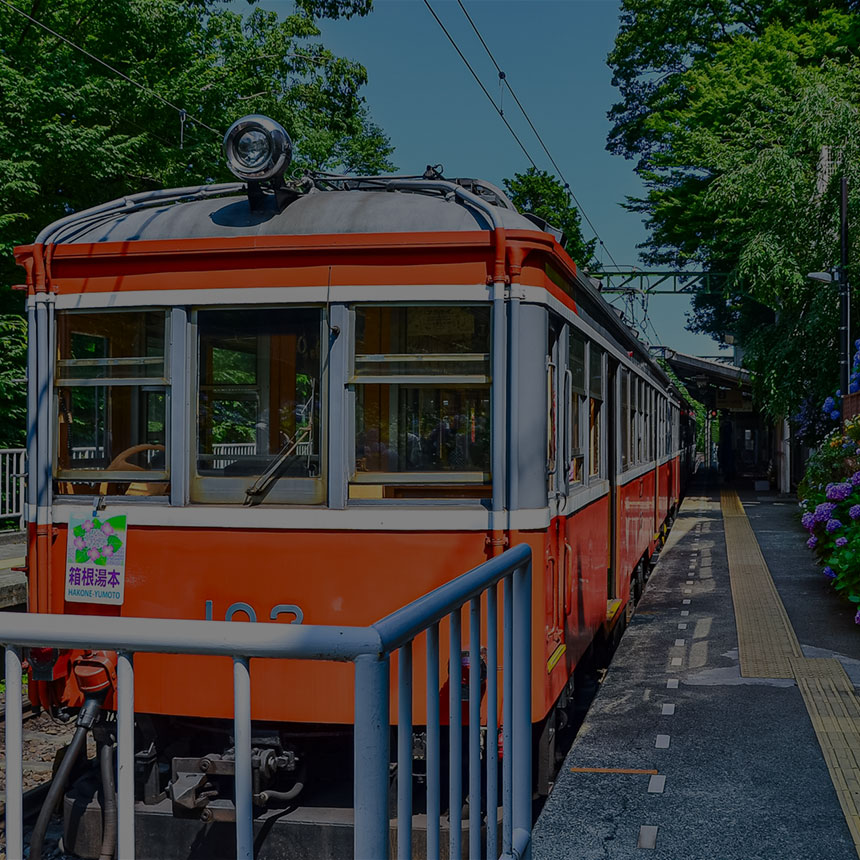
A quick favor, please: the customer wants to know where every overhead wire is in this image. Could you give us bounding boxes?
[0,0,222,137]
[452,0,621,270]
[420,0,539,170]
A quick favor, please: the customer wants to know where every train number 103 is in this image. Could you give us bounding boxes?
[203,600,304,624]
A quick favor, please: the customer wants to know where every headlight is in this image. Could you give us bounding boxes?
[223,115,292,182]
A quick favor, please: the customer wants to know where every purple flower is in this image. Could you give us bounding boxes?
[815,502,838,522]
[851,505,860,520]
[855,608,860,624]
[851,472,860,486]
[801,512,816,530]
[826,518,844,533]
[807,536,818,549]
[73,537,85,550]
[837,537,848,547]
[827,482,853,501]
[824,566,837,579]
[832,410,842,420]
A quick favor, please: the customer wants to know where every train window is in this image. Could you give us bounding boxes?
[636,380,644,463]
[351,305,491,499]
[588,344,603,478]
[55,311,169,496]
[568,331,586,485]
[193,308,324,505]
[620,370,629,470]
[629,375,638,466]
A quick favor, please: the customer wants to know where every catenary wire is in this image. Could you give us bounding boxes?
[0,0,222,136]
[421,0,538,170]
[454,0,621,270]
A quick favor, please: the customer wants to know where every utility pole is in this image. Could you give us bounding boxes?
[840,177,850,394]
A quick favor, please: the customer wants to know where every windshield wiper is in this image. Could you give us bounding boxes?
[243,383,315,507]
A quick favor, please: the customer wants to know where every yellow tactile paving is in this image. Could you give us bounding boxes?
[721,489,800,678]
[720,490,860,854]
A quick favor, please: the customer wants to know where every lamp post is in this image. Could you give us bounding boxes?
[808,177,851,395]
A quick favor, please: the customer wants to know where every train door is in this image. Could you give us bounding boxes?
[546,316,565,646]
[607,358,619,600]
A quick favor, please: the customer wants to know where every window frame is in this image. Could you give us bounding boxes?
[189,305,328,506]
[347,302,492,495]
[53,308,171,488]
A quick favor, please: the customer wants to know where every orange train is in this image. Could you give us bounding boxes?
[16,116,695,853]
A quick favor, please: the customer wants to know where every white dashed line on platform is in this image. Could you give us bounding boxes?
[655,734,670,749]
[662,704,676,715]
[647,775,666,794]
[638,824,658,849]
[666,679,679,689]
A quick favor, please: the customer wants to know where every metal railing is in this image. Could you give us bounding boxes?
[0,544,532,860]
[0,448,25,531]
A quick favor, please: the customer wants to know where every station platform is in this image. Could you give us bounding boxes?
[534,476,860,859]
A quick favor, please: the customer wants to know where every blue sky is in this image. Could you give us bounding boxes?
[251,0,722,356]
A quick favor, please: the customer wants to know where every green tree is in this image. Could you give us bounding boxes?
[0,0,391,445]
[607,4,860,428]
[503,167,598,269]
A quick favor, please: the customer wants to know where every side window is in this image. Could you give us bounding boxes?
[55,310,169,497]
[589,344,604,479]
[620,369,629,470]
[629,375,638,466]
[568,330,586,485]
[194,307,323,505]
[351,305,490,499]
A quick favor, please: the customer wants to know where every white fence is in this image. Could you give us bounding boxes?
[0,448,25,531]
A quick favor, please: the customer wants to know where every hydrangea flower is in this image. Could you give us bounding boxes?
[832,410,842,420]
[827,483,853,501]
[826,518,844,533]
[815,502,838,522]
[851,382,860,394]
[824,566,837,579]
[855,608,860,624]
[824,396,836,413]
[807,536,818,549]
[851,504,860,520]
[851,472,860,486]
[801,512,816,530]
[837,537,848,547]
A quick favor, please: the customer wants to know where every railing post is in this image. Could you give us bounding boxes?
[426,624,441,859]
[354,652,391,860]
[397,643,413,860]
[117,650,135,859]
[5,645,23,860]
[512,561,533,860]
[233,656,253,860]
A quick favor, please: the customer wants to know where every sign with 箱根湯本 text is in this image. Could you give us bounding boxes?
[64,514,127,605]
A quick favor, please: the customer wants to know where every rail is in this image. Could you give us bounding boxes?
[0,543,532,860]
[0,448,25,531]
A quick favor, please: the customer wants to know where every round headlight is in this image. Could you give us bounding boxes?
[223,115,292,181]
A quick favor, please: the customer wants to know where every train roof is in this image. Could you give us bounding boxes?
[36,176,543,246]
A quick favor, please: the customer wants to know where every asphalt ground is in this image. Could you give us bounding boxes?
[533,476,858,860]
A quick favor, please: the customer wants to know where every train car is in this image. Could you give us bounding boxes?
[15,116,694,856]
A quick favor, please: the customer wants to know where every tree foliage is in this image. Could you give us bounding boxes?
[608,3,860,429]
[0,0,390,445]
[503,168,598,270]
